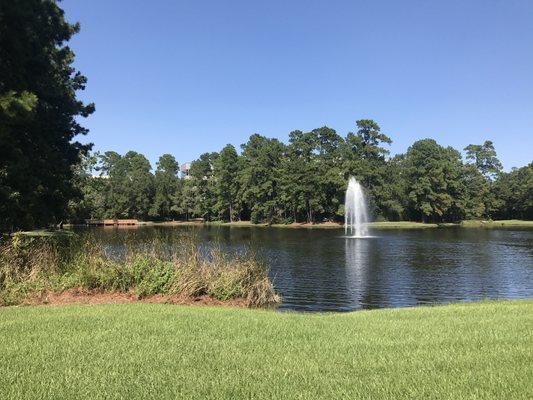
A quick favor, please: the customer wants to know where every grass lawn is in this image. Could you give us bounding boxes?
[185,220,533,229]
[460,219,533,228]
[72,220,533,230]
[1,300,531,399]
[206,221,440,229]
[366,221,439,229]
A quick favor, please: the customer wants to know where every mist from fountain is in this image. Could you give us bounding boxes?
[344,177,369,237]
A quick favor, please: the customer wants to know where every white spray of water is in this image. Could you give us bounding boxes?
[344,177,369,237]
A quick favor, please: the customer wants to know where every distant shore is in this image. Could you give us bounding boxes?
[128,219,533,230]
[57,219,533,232]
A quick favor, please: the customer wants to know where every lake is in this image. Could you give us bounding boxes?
[75,226,533,312]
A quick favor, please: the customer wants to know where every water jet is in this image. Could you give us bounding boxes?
[344,177,369,237]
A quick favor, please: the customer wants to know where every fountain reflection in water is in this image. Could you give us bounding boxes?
[344,177,369,237]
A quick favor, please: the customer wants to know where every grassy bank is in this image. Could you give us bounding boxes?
[0,234,279,307]
[366,221,439,229]
[172,220,437,229]
[460,219,533,228]
[63,219,533,230]
[0,300,531,399]
[149,220,532,229]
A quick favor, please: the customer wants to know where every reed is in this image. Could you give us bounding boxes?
[0,233,280,307]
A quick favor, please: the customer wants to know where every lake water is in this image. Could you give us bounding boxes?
[76,226,533,312]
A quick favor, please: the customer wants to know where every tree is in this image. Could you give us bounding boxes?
[492,163,533,220]
[99,151,122,176]
[188,152,218,220]
[464,141,503,217]
[282,130,322,223]
[68,151,107,221]
[177,179,195,221]
[103,151,154,219]
[464,141,502,181]
[0,0,94,231]
[379,154,407,221]
[314,127,345,221]
[403,139,464,222]
[213,145,240,221]
[343,120,392,218]
[450,163,488,220]
[239,134,285,224]
[150,154,179,220]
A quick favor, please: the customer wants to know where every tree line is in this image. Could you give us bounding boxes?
[70,120,532,225]
[1,1,531,232]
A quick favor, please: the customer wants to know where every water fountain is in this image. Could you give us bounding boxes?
[344,177,369,237]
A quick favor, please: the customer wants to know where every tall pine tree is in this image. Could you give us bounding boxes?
[0,0,94,231]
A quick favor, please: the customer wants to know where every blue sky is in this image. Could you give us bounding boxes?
[62,0,533,170]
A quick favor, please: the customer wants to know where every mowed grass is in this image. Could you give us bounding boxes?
[1,301,532,399]
[147,220,533,230]
[461,219,533,228]
[366,221,439,229]
[205,221,440,229]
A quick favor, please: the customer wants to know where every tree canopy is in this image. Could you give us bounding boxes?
[0,0,94,231]
[68,123,531,226]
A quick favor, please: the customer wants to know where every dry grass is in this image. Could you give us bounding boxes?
[0,233,280,307]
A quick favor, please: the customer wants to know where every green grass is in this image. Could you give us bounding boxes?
[461,219,533,228]
[206,220,440,229]
[125,220,533,230]
[201,220,533,229]
[11,229,76,237]
[1,300,531,399]
[367,221,439,229]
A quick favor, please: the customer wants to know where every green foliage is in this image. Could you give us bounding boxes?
[65,124,529,225]
[464,140,503,181]
[108,151,155,219]
[458,164,489,219]
[491,163,533,220]
[0,0,94,231]
[131,257,175,297]
[150,154,180,220]
[238,135,285,224]
[71,151,158,220]
[403,139,465,222]
[187,152,219,221]
[214,145,240,221]
[67,122,533,226]
[68,152,107,221]
[281,130,322,223]
[379,155,407,220]
[343,120,393,217]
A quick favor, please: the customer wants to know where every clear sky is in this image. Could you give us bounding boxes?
[62,0,533,170]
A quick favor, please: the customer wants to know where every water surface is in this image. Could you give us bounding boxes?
[75,226,533,312]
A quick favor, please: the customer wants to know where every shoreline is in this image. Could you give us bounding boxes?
[109,219,533,230]
[16,288,251,309]
[14,220,533,237]
[10,289,532,312]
